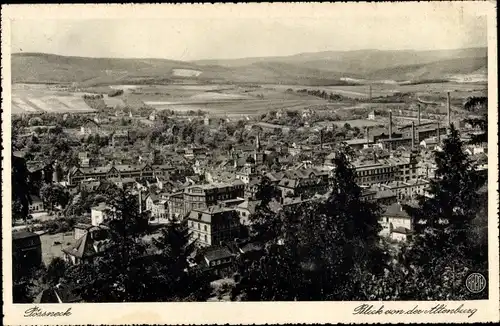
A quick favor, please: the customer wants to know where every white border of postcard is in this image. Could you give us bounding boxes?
[2,2,499,325]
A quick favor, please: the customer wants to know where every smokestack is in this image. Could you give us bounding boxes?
[411,122,415,149]
[320,129,324,149]
[437,122,441,143]
[389,111,393,139]
[366,127,370,145]
[417,104,421,126]
[447,92,451,128]
[369,85,372,101]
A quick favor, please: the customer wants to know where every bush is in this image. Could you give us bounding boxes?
[37,217,78,235]
[108,89,124,97]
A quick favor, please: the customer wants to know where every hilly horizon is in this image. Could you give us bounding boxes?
[12,47,487,86]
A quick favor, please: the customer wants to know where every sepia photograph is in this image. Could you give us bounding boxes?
[2,2,498,325]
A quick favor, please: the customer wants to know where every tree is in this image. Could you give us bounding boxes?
[12,154,32,223]
[64,189,150,302]
[150,222,211,301]
[400,124,487,300]
[40,184,70,212]
[63,189,210,302]
[45,257,68,286]
[234,149,387,301]
[464,96,487,145]
[248,176,282,243]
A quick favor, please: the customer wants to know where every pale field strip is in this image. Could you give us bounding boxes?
[20,98,44,112]
[109,85,140,90]
[28,97,55,112]
[172,68,203,77]
[189,92,252,100]
[103,96,126,107]
[44,97,71,110]
[57,96,95,112]
[11,97,37,112]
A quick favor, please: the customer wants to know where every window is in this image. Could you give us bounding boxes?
[197,223,200,230]
[204,234,207,242]
[204,225,207,232]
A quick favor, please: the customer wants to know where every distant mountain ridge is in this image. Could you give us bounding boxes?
[12,47,487,86]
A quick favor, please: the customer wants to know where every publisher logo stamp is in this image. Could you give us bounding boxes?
[465,273,486,293]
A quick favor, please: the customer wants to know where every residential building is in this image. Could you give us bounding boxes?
[277,168,331,199]
[199,246,236,278]
[379,202,413,242]
[380,179,430,201]
[80,120,99,135]
[12,231,42,276]
[235,162,261,184]
[67,163,172,185]
[29,195,44,213]
[235,200,261,225]
[368,110,376,120]
[91,203,113,226]
[374,189,398,205]
[187,206,241,247]
[168,180,245,219]
[145,193,168,219]
[167,192,185,220]
[254,122,291,134]
[78,151,91,168]
[62,227,110,265]
[111,131,129,147]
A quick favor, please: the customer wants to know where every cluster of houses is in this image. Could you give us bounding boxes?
[13,96,489,297]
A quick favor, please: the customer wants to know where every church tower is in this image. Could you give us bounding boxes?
[253,132,264,165]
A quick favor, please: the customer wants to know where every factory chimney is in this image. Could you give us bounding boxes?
[447,92,451,128]
[417,104,421,126]
[320,129,324,149]
[437,121,441,143]
[369,85,372,101]
[389,110,393,139]
[411,122,415,149]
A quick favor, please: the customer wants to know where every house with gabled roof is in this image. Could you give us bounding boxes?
[62,226,111,265]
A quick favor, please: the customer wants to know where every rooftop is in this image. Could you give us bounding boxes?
[382,202,410,219]
[203,246,234,262]
[12,231,40,240]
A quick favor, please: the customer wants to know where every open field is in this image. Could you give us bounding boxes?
[40,232,77,266]
[11,84,96,115]
[268,82,487,99]
[146,99,327,116]
[11,81,486,117]
[103,95,126,107]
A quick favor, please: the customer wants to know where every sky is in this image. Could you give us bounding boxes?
[10,3,488,61]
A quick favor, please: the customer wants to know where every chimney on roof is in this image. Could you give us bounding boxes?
[447,92,451,128]
[411,122,415,149]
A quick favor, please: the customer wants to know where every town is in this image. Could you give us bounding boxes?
[11,82,488,302]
